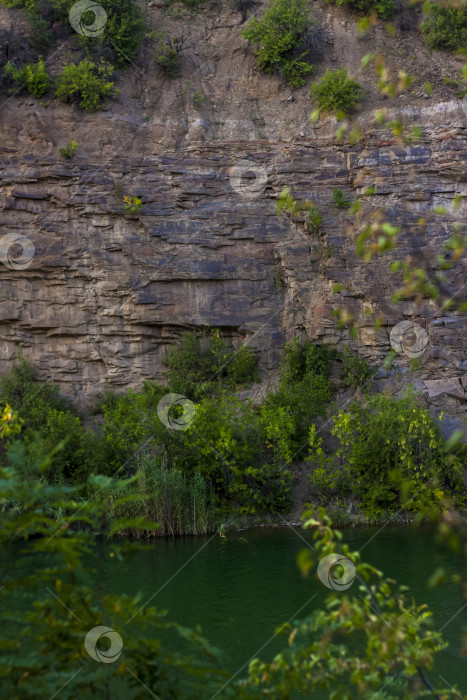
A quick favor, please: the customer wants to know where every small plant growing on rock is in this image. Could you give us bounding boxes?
[154,30,190,77]
[113,183,123,199]
[307,204,323,233]
[275,265,284,290]
[3,58,50,97]
[333,188,352,208]
[155,40,181,77]
[192,89,208,110]
[59,141,78,160]
[331,283,349,294]
[123,195,143,214]
[309,67,362,118]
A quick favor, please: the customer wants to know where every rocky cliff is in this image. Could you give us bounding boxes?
[0,0,465,423]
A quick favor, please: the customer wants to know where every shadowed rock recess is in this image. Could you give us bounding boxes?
[0,98,465,425]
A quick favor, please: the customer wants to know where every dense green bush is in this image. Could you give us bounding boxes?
[308,391,465,517]
[262,339,336,450]
[309,67,362,117]
[0,358,86,483]
[241,0,315,87]
[338,346,374,387]
[77,0,145,67]
[27,13,54,53]
[155,35,182,77]
[325,0,396,20]
[55,60,118,110]
[5,340,457,523]
[163,329,258,400]
[3,58,50,96]
[421,2,467,52]
[0,0,145,70]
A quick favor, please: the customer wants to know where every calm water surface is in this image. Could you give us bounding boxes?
[101,524,466,691]
[5,524,466,694]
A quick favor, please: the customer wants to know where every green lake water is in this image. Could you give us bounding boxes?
[4,523,466,695]
[100,524,466,692]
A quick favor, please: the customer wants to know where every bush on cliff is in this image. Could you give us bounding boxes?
[55,60,118,111]
[309,67,362,118]
[3,58,50,97]
[241,0,315,87]
[0,0,145,69]
[421,2,467,52]
[75,0,145,68]
[308,391,465,518]
[163,329,259,400]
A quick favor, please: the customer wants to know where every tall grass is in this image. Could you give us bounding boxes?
[110,457,219,536]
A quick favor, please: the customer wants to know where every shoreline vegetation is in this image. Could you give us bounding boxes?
[0,332,464,538]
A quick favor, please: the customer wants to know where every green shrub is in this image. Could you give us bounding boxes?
[192,89,208,110]
[338,346,374,387]
[65,0,145,67]
[241,0,315,87]
[308,391,465,517]
[155,36,182,77]
[0,357,86,483]
[325,0,396,20]
[183,394,293,514]
[3,0,145,67]
[58,140,77,159]
[228,345,259,385]
[0,357,68,431]
[333,188,351,208]
[55,60,118,111]
[27,13,54,53]
[307,204,323,233]
[163,329,258,400]
[123,195,143,213]
[309,67,362,118]
[3,58,50,97]
[262,338,336,449]
[421,2,467,52]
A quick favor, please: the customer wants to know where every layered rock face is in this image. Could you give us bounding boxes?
[0,98,465,422]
